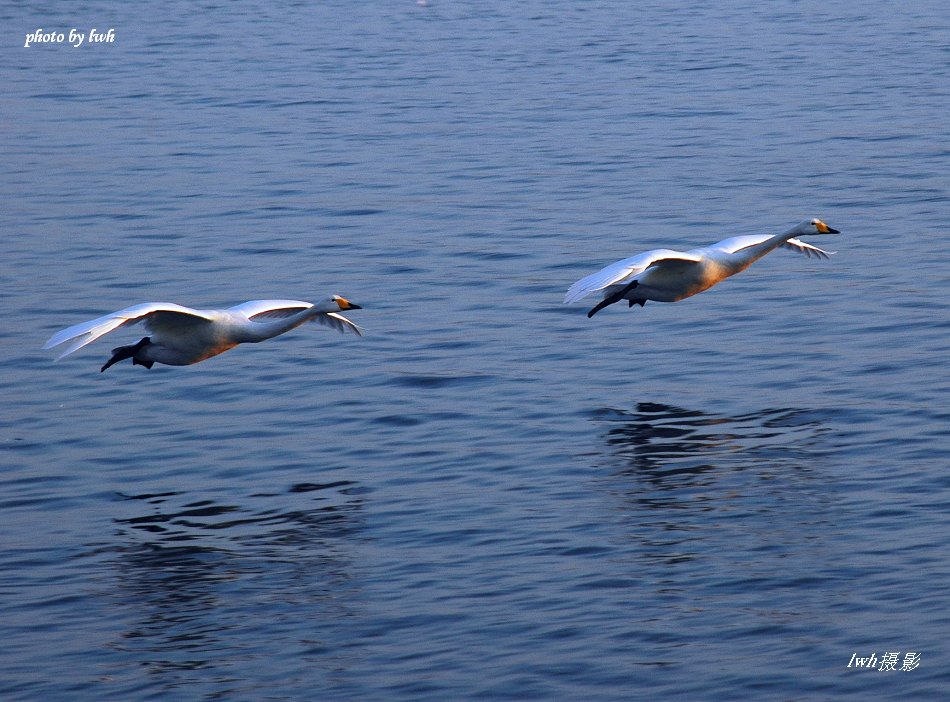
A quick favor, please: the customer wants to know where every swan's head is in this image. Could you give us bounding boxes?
[327,294,362,312]
[798,218,840,235]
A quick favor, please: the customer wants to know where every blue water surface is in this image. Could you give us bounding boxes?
[2,1,949,700]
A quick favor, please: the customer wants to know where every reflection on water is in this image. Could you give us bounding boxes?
[98,483,366,693]
[114,481,362,543]
[594,401,830,481]
[590,402,834,568]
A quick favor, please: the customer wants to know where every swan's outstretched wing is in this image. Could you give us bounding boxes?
[564,249,702,304]
[712,234,835,259]
[229,299,313,320]
[43,303,215,360]
[315,312,363,336]
[780,237,835,259]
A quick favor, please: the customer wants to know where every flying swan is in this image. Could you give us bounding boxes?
[564,218,839,317]
[44,296,363,371]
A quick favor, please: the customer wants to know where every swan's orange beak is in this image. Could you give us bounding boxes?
[336,297,362,310]
[816,220,839,234]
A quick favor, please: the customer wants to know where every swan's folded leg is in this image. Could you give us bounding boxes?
[101,337,151,373]
[587,280,640,318]
[587,297,616,318]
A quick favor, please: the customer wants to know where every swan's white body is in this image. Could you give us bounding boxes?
[44,296,362,371]
[564,218,839,317]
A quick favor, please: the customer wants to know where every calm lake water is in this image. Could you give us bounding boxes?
[2,1,949,699]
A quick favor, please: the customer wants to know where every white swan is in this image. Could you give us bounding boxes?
[44,296,362,371]
[564,218,839,317]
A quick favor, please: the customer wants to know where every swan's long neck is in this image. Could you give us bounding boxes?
[238,306,326,343]
[733,223,803,268]
[763,223,804,248]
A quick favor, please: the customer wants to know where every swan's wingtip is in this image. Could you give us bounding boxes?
[563,286,591,305]
[42,332,68,350]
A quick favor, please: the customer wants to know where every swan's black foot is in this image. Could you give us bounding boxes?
[587,297,617,318]
[628,299,646,307]
[101,337,152,372]
[587,281,639,318]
